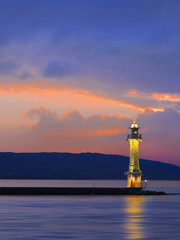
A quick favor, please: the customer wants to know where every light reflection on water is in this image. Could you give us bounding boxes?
[124,196,147,239]
[0,181,179,239]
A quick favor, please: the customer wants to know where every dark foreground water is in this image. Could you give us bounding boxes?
[0,180,179,240]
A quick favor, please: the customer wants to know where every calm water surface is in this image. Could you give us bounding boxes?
[0,180,179,240]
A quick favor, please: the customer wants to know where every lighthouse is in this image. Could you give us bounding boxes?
[126,120,143,188]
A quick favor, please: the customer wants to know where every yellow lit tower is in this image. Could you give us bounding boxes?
[126,120,143,188]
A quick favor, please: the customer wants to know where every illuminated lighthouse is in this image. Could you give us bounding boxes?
[126,120,143,188]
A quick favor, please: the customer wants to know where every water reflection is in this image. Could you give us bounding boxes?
[124,196,147,239]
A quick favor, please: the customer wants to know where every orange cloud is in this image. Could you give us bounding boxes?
[55,128,126,137]
[145,106,164,113]
[81,128,126,137]
[88,113,124,119]
[128,89,138,95]
[0,81,166,122]
[0,80,67,95]
[128,89,180,103]
[152,93,180,102]
[0,80,150,115]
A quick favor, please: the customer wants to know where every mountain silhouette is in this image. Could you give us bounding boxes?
[0,152,179,180]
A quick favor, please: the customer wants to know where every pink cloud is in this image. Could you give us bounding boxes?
[24,105,56,120]
[0,106,179,166]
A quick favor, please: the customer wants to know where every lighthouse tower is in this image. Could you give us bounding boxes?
[126,120,143,188]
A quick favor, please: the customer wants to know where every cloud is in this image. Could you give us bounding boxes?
[24,107,127,135]
[128,89,180,103]
[127,89,180,113]
[0,81,176,116]
[24,105,57,119]
[152,93,180,102]
[0,107,128,155]
[0,80,165,116]
[0,106,179,166]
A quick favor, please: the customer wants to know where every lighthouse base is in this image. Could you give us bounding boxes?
[127,173,142,188]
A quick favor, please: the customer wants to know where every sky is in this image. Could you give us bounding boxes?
[0,0,180,166]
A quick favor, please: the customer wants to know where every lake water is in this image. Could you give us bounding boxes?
[0,180,179,239]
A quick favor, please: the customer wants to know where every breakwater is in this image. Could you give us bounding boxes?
[0,187,166,195]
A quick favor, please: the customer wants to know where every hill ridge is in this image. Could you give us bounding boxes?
[0,152,179,180]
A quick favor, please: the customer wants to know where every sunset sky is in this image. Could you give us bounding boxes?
[0,0,180,166]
